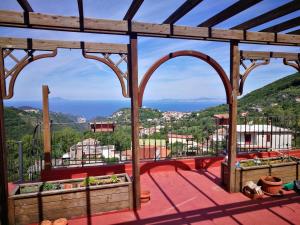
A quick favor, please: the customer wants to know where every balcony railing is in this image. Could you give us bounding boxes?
[6,115,300,181]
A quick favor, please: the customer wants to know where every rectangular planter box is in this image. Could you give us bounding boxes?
[8,173,133,225]
[221,157,299,192]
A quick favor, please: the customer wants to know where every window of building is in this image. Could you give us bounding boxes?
[245,133,251,144]
[266,133,271,142]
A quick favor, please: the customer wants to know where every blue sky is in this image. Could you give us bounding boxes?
[0,0,299,101]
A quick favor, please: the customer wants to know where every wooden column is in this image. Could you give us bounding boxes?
[42,85,51,170]
[0,48,8,225]
[228,41,239,192]
[128,34,141,209]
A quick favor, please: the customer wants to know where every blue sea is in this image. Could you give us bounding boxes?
[4,99,224,119]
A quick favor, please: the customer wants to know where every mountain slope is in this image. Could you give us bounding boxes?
[238,72,300,116]
[4,106,78,140]
[192,72,300,118]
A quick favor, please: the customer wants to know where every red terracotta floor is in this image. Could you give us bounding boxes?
[67,167,300,225]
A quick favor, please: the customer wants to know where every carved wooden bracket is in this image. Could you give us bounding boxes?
[283,58,300,73]
[82,50,129,98]
[238,58,270,95]
[0,48,57,99]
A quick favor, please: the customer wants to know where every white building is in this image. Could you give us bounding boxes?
[69,138,119,161]
[236,125,293,150]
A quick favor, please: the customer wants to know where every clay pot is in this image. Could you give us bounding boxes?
[140,190,150,203]
[41,220,52,225]
[53,218,68,225]
[260,176,283,195]
[63,183,73,190]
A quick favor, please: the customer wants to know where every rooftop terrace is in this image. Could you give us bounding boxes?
[44,166,300,225]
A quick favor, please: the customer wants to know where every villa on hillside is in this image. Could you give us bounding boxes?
[60,138,119,165]
[236,125,293,150]
[139,125,165,136]
[211,125,293,151]
[214,114,229,126]
[121,146,170,160]
[90,122,116,132]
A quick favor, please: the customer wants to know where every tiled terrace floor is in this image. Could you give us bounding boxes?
[67,167,300,225]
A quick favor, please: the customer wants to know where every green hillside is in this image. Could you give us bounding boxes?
[189,72,300,119]
[4,107,77,140]
[238,72,300,116]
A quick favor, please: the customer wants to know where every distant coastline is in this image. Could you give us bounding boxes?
[4,98,225,119]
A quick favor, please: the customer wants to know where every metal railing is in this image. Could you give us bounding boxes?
[6,123,43,182]
[6,115,300,175]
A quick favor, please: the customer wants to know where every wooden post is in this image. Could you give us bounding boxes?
[128,34,141,209]
[0,48,8,225]
[228,41,239,192]
[42,85,51,170]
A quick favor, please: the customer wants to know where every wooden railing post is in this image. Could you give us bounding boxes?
[42,85,51,170]
[228,41,239,192]
[128,33,141,209]
[0,47,9,225]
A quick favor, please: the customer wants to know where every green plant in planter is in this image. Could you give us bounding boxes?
[110,175,120,183]
[82,177,100,186]
[20,185,39,194]
[41,182,61,191]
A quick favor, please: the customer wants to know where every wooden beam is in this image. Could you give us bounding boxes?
[241,50,300,60]
[0,48,9,225]
[128,34,141,210]
[0,37,128,54]
[124,0,144,21]
[77,0,84,31]
[228,41,239,193]
[163,0,203,24]
[42,85,51,170]
[17,0,33,12]
[288,29,300,35]
[232,1,300,30]
[0,10,299,45]
[260,16,300,33]
[198,0,262,27]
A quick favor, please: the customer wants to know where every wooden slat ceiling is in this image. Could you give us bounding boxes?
[163,0,203,24]
[123,0,144,21]
[232,1,300,30]
[261,16,300,33]
[16,0,33,12]
[197,0,262,27]
[2,0,299,46]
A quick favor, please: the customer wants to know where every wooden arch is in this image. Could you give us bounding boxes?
[239,51,300,95]
[0,39,130,99]
[138,50,232,107]
[82,51,128,97]
[3,50,58,99]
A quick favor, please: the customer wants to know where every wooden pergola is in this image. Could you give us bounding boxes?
[0,1,300,224]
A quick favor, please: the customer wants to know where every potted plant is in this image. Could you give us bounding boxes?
[259,176,283,195]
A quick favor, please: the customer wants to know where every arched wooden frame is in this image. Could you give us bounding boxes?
[1,48,129,99]
[283,58,300,72]
[138,50,232,107]
[3,49,58,99]
[239,57,300,95]
[82,50,129,97]
[239,59,270,95]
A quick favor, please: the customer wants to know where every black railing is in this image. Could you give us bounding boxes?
[6,116,300,172]
[6,123,43,182]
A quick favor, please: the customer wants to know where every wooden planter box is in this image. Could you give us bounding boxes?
[8,173,133,225]
[221,157,299,192]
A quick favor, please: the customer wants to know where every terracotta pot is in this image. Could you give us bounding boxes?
[63,183,73,189]
[53,218,68,225]
[260,176,283,194]
[41,220,52,225]
[140,190,150,203]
